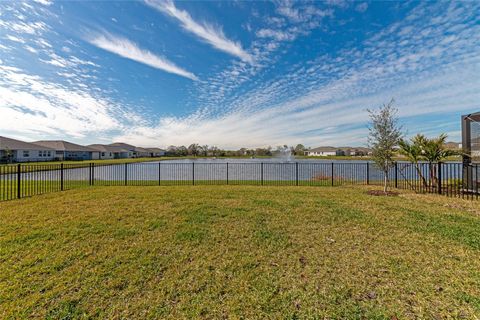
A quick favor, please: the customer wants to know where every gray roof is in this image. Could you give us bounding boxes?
[134,147,151,153]
[146,147,165,153]
[0,136,55,151]
[308,146,339,152]
[33,140,97,152]
[109,142,136,151]
[88,144,129,153]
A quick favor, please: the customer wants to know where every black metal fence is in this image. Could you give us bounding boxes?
[0,161,477,201]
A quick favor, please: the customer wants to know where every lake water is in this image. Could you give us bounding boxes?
[11,158,463,183]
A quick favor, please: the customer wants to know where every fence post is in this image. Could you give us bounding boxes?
[91,163,95,186]
[158,162,161,186]
[366,162,369,185]
[331,162,334,186]
[394,162,398,189]
[61,163,64,191]
[192,163,195,185]
[226,162,229,185]
[124,163,128,186]
[437,162,442,195]
[295,162,298,186]
[261,162,264,186]
[17,163,21,199]
[88,163,92,186]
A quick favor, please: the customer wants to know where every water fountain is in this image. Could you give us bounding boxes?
[277,145,294,162]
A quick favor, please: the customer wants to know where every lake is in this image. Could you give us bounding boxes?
[12,158,463,184]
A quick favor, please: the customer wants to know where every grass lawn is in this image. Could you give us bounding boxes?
[1,186,479,319]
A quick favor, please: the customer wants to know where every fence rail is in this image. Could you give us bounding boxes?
[0,161,477,201]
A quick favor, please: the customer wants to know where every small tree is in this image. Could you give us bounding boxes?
[420,134,460,186]
[368,99,403,193]
[399,133,460,189]
[398,134,428,187]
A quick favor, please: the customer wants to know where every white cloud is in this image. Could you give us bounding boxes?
[145,0,253,63]
[355,3,368,13]
[115,1,480,148]
[256,28,296,41]
[5,35,25,43]
[32,0,53,5]
[0,66,125,139]
[88,33,198,80]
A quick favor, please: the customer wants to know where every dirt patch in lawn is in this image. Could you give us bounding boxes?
[366,190,399,196]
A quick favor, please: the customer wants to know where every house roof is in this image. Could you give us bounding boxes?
[134,147,150,153]
[146,148,165,153]
[308,146,339,152]
[32,140,97,152]
[109,142,136,151]
[88,144,129,153]
[0,136,55,151]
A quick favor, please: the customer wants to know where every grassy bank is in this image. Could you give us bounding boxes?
[1,185,479,318]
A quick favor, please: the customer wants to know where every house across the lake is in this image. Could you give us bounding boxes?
[146,148,166,157]
[339,147,372,156]
[0,136,55,163]
[108,143,136,158]
[107,143,165,158]
[32,140,100,161]
[0,135,166,163]
[134,147,152,158]
[305,146,372,157]
[305,147,343,156]
[88,144,131,159]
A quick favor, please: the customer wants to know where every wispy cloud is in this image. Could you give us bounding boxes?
[116,1,480,148]
[145,0,253,63]
[355,2,368,13]
[88,33,198,80]
[1,1,478,149]
[0,65,125,139]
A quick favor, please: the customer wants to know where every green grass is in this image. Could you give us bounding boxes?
[0,179,372,200]
[1,185,479,318]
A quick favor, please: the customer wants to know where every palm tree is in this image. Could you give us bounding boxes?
[398,134,428,187]
[420,134,459,186]
[400,133,460,190]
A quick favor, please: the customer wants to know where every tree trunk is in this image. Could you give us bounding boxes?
[384,171,388,193]
[429,162,437,191]
[414,162,428,188]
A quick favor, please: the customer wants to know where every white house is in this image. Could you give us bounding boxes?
[108,143,136,158]
[0,136,55,162]
[108,142,164,158]
[146,148,166,157]
[33,140,100,161]
[305,146,343,157]
[134,147,152,158]
[88,144,131,159]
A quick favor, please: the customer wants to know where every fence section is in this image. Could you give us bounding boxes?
[0,161,476,201]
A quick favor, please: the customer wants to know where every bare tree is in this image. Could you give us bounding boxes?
[368,99,403,193]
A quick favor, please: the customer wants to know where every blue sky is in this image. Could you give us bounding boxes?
[0,1,479,148]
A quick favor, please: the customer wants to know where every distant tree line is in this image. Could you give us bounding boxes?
[165,144,307,157]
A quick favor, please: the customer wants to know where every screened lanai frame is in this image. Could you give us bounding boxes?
[462,112,480,164]
[462,112,480,192]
